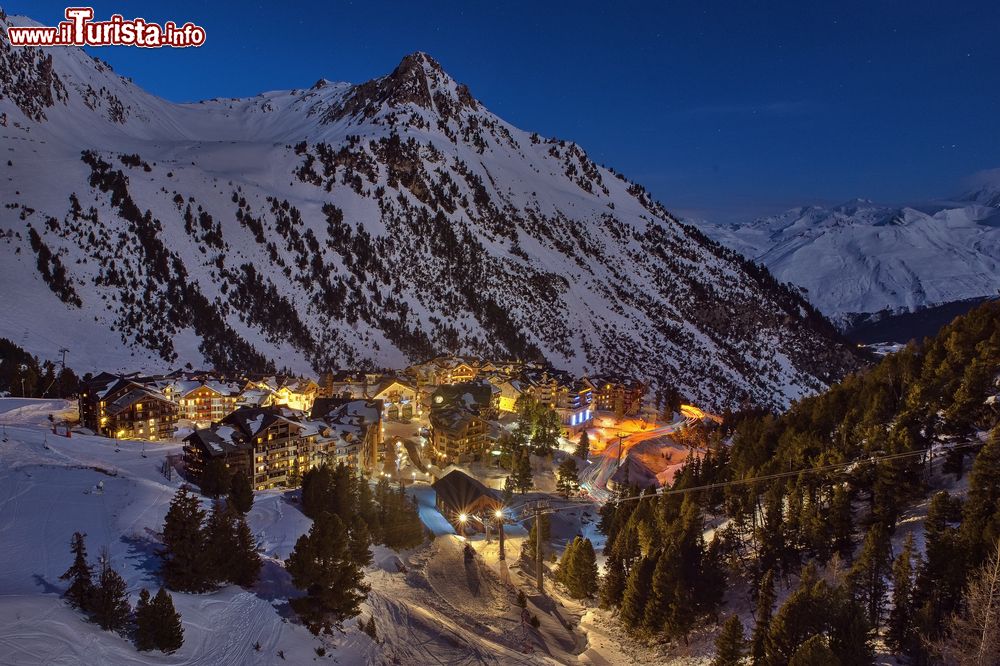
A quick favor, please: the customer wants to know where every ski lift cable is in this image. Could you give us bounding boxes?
[526,439,983,516]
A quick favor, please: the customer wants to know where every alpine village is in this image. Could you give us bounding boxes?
[1,7,1000,666]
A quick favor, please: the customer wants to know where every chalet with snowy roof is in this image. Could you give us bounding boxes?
[321,370,382,400]
[370,376,419,421]
[167,379,242,424]
[239,376,319,412]
[479,373,524,413]
[427,383,498,467]
[79,372,178,439]
[311,398,383,471]
[406,355,475,386]
[236,385,274,408]
[430,380,499,418]
[183,405,312,491]
[431,469,500,522]
[273,377,319,412]
[104,388,176,440]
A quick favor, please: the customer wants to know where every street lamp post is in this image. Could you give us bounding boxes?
[458,512,468,538]
[495,508,505,561]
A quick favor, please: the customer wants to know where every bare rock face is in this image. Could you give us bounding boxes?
[323,52,478,125]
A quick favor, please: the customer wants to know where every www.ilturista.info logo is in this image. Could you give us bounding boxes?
[6,7,206,48]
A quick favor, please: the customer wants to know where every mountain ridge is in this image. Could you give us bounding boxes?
[699,193,1000,327]
[0,11,858,410]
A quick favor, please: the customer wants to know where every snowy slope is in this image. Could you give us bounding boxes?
[0,401,601,665]
[0,12,857,410]
[701,194,1000,327]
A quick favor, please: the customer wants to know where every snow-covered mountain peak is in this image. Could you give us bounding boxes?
[697,188,1000,326]
[319,51,479,128]
[958,175,1000,208]
[0,12,861,410]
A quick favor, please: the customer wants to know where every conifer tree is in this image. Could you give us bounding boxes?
[642,548,675,633]
[960,427,1000,566]
[599,555,627,609]
[231,513,262,587]
[750,568,776,664]
[91,550,131,632]
[300,463,334,520]
[933,538,1000,664]
[788,635,839,666]
[765,566,826,665]
[569,537,599,599]
[354,472,379,540]
[523,513,551,563]
[886,533,917,655]
[151,587,184,653]
[199,458,231,498]
[914,491,967,645]
[380,487,424,550]
[227,471,254,515]
[501,475,514,504]
[847,522,891,631]
[60,531,94,611]
[757,486,788,576]
[204,500,237,585]
[160,485,210,592]
[711,614,745,666]
[574,431,590,461]
[829,485,854,560]
[286,512,369,634]
[531,409,561,457]
[349,515,373,568]
[135,588,156,651]
[362,615,377,641]
[619,555,655,631]
[557,538,578,587]
[512,448,533,494]
[556,457,579,498]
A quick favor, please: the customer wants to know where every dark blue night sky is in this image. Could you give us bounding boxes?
[5,0,999,221]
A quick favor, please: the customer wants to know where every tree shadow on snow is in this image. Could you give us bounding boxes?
[254,558,301,603]
[32,573,62,594]
[119,532,162,583]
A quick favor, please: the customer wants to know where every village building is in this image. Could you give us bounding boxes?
[430,380,499,419]
[480,373,524,413]
[79,372,179,440]
[558,378,595,434]
[311,397,383,472]
[406,355,477,386]
[589,374,647,416]
[431,469,500,524]
[428,380,498,465]
[370,376,419,421]
[429,408,487,466]
[183,405,311,491]
[240,376,319,412]
[166,379,242,425]
[519,366,594,433]
[321,370,383,400]
[272,377,319,412]
[104,388,177,440]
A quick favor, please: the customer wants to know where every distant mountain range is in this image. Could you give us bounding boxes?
[0,12,858,410]
[697,187,1000,331]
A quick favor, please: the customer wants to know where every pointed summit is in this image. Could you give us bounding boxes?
[322,51,478,124]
